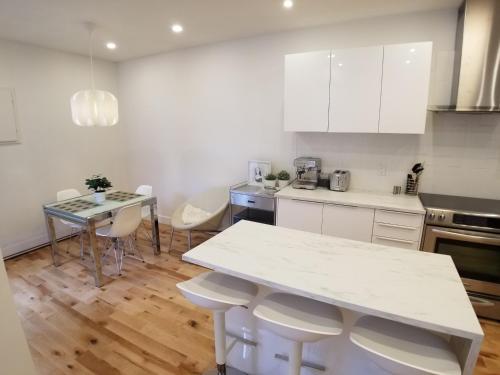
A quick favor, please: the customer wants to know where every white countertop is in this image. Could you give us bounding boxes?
[0,251,37,375]
[275,186,426,214]
[183,221,483,340]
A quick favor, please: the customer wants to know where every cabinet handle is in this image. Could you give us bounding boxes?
[247,200,256,204]
[377,223,416,230]
[375,236,414,245]
[291,199,323,205]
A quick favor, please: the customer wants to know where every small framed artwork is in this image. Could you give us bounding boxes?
[248,160,271,186]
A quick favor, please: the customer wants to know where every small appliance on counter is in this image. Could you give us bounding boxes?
[330,170,350,192]
[292,157,321,190]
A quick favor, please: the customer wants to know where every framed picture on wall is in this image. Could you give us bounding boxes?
[248,160,271,186]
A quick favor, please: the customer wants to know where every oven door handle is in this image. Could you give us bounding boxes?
[430,228,500,246]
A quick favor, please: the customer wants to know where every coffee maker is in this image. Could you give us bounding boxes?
[292,157,321,190]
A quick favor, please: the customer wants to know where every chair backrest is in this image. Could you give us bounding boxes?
[57,188,81,201]
[135,185,152,196]
[188,187,229,214]
[108,204,143,238]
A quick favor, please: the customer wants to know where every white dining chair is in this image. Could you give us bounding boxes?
[57,189,85,257]
[135,185,153,241]
[95,204,143,275]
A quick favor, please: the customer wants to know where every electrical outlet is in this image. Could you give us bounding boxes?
[378,164,387,176]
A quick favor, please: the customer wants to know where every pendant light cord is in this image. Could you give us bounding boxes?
[87,24,96,90]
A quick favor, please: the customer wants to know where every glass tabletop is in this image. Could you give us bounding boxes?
[43,190,154,221]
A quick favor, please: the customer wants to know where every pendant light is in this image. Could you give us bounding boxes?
[70,22,119,127]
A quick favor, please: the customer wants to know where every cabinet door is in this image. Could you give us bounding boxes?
[284,50,331,132]
[277,199,323,234]
[329,46,383,133]
[379,42,432,134]
[322,204,374,242]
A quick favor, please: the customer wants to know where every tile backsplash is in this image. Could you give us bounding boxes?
[295,113,500,199]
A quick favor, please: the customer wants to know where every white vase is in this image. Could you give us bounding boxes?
[278,179,290,189]
[93,191,106,204]
[264,179,276,189]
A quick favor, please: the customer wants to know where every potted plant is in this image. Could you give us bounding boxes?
[263,173,277,189]
[85,174,112,204]
[277,170,291,188]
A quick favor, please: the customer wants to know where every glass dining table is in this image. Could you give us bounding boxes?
[42,191,161,287]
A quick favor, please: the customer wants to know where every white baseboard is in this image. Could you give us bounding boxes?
[1,226,73,259]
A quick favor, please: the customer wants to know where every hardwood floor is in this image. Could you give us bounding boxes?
[5,223,500,375]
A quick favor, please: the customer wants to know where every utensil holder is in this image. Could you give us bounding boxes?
[405,175,419,195]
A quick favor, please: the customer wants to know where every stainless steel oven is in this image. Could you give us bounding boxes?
[422,195,500,320]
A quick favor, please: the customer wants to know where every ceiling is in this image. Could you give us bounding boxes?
[0,0,462,62]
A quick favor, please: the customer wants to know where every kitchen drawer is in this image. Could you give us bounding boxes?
[231,193,275,211]
[373,222,421,241]
[375,209,423,228]
[372,235,419,250]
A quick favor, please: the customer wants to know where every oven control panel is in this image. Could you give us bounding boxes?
[425,208,500,233]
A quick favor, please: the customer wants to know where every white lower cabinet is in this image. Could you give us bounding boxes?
[277,199,323,234]
[277,198,424,250]
[322,204,374,242]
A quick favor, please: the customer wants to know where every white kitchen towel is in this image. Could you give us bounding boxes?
[182,204,211,225]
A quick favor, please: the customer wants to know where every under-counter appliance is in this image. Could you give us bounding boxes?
[420,193,500,320]
[330,170,350,192]
[292,157,321,190]
[230,183,276,225]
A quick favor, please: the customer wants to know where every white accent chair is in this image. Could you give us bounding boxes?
[253,293,343,375]
[350,315,461,375]
[177,272,258,375]
[169,187,229,251]
[96,204,143,275]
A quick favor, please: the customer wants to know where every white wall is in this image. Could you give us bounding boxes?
[121,8,496,222]
[0,39,127,257]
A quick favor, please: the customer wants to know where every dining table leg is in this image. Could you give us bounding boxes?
[150,202,161,255]
[45,213,60,267]
[87,220,104,287]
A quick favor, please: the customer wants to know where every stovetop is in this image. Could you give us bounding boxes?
[419,193,500,216]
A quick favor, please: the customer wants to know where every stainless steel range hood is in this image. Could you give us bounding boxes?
[429,0,500,113]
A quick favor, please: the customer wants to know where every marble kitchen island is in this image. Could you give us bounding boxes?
[183,220,483,375]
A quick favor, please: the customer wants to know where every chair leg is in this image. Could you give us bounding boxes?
[288,341,303,375]
[168,227,175,252]
[188,230,192,250]
[79,230,85,259]
[112,239,121,276]
[124,235,144,263]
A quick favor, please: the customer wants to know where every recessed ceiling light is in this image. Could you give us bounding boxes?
[106,42,117,50]
[283,0,293,9]
[171,24,184,33]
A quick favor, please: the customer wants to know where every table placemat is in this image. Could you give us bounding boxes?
[51,199,100,213]
[105,191,143,202]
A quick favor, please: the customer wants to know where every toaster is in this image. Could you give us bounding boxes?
[330,170,350,192]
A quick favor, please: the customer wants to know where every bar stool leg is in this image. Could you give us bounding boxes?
[288,341,303,375]
[213,311,227,374]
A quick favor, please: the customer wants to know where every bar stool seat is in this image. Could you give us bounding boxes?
[177,272,258,375]
[350,316,461,375]
[253,293,343,375]
[177,271,257,310]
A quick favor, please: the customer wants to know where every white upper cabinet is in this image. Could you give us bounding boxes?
[283,42,432,134]
[329,46,383,133]
[284,50,331,132]
[379,42,432,134]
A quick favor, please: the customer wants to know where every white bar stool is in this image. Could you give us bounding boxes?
[253,293,343,375]
[177,272,258,375]
[350,316,461,375]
